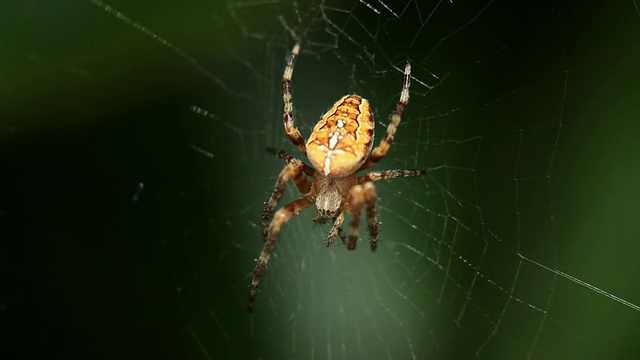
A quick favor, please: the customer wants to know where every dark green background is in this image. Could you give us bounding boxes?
[2,1,639,359]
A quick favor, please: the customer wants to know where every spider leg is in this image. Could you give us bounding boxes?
[325,212,345,247]
[337,226,348,243]
[346,182,379,251]
[262,163,311,239]
[266,147,315,176]
[249,195,314,313]
[358,62,411,171]
[282,43,307,155]
[359,169,425,183]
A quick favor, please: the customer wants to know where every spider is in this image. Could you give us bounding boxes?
[248,43,425,312]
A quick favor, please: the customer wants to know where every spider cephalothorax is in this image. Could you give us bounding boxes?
[248,43,425,312]
[311,171,356,218]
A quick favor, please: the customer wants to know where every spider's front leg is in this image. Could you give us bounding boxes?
[346,182,379,251]
[250,195,314,313]
[312,209,347,247]
[325,212,345,247]
[261,163,311,239]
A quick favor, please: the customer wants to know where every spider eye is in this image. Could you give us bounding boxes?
[319,208,337,218]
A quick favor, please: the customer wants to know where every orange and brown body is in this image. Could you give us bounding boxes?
[306,95,374,177]
[249,43,422,313]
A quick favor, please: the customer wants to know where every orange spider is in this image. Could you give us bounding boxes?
[249,43,424,312]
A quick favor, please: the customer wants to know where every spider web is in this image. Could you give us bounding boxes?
[3,0,640,359]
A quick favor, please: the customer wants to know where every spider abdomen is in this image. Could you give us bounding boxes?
[306,95,374,176]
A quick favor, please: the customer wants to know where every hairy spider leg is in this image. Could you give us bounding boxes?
[346,182,378,251]
[358,169,426,183]
[266,147,314,176]
[359,62,412,171]
[326,212,345,247]
[261,163,311,239]
[282,43,307,155]
[249,195,314,313]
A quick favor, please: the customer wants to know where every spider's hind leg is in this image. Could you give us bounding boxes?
[282,43,307,155]
[358,62,411,171]
[267,147,314,176]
